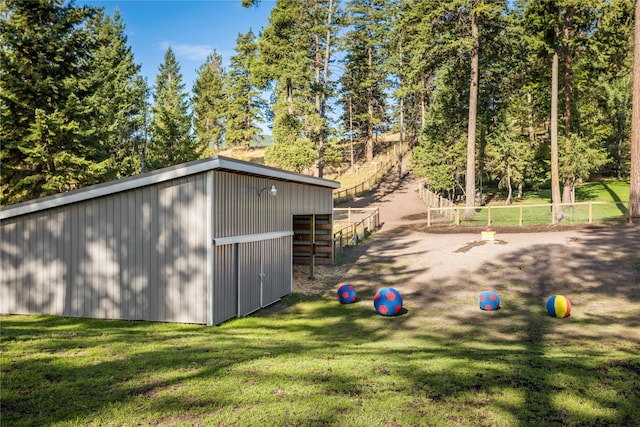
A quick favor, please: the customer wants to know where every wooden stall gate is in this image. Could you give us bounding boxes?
[293,214,333,265]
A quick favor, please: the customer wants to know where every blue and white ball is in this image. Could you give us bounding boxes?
[374,287,403,316]
[337,284,357,304]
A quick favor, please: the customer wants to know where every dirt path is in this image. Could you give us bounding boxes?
[291,164,640,338]
[332,172,639,339]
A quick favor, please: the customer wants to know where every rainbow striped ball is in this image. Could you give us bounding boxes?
[546,295,572,318]
[337,284,357,304]
[374,287,403,316]
[478,291,500,311]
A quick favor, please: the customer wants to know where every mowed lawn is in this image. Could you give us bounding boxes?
[2,278,640,426]
[2,179,639,426]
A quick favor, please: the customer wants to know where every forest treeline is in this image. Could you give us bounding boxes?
[0,0,638,210]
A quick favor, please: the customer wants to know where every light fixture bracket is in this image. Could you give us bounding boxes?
[258,184,277,197]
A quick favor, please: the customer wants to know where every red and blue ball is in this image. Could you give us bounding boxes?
[337,284,357,304]
[478,291,500,311]
[546,295,571,318]
[374,287,403,316]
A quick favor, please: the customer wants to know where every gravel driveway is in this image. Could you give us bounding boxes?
[290,169,640,344]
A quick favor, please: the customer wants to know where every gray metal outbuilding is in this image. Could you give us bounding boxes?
[0,156,340,325]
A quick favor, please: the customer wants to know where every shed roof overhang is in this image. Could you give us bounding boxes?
[0,156,340,220]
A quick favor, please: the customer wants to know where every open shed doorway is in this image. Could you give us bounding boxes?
[292,214,333,265]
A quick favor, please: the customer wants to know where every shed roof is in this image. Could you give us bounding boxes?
[0,156,340,220]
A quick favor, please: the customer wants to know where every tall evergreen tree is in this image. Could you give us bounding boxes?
[147,47,197,169]
[407,0,508,201]
[524,1,610,213]
[193,51,227,154]
[577,0,634,180]
[226,30,265,149]
[384,0,412,175]
[86,9,148,180]
[258,0,321,173]
[394,0,444,148]
[0,0,98,205]
[341,0,391,163]
[311,0,338,177]
[465,0,480,214]
[411,67,468,197]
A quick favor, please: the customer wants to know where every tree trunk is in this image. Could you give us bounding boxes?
[286,77,294,114]
[517,182,523,199]
[399,97,405,178]
[421,75,427,127]
[315,31,323,176]
[367,99,374,163]
[366,43,374,163]
[398,31,405,178]
[315,0,333,178]
[465,0,479,217]
[505,165,513,206]
[630,0,640,218]
[562,8,574,205]
[527,92,535,144]
[551,50,562,221]
[349,94,355,172]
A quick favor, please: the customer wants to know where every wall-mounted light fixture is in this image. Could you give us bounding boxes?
[258,184,277,198]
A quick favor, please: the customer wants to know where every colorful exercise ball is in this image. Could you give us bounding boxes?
[337,284,357,304]
[374,287,403,316]
[478,291,501,311]
[546,295,572,318]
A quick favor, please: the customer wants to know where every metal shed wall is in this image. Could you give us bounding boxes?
[210,171,332,237]
[1,157,338,325]
[0,174,210,324]
[209,171,331,324]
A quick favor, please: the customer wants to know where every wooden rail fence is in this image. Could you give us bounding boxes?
[332,207,380,253]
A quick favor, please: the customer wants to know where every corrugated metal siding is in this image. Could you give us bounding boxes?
[210,243,237,325]
[233,235,292,318]
[0,174,209,324]
[262,235,293,302]
[1,165,335,325]
[237,241,262,317]
[209,171,328,324]
[211,171,332,238]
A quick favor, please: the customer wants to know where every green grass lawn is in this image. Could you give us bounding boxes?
[454,180,632,227]
[519,180,630,204]
[2,179,639,426]
[3,291,639,426]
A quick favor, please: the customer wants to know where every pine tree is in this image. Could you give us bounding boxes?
[193,51,227,154]
[147,47,197,170]
[465,0,480,215]
[0,0,99,204]
[393,0,442,149]
[311,0,338,178]
[256,0,341,174]
[226,30,265,149]
[405,0,509,204]
[85,9,148,180]
[410,64,469,198]
[341,0,391,163]
[258,0,320,172]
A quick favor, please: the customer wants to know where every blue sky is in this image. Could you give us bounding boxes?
[81,0,276,92]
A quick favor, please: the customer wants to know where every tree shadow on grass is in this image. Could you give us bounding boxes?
[295,223,640,424]
[2,225,640,426]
